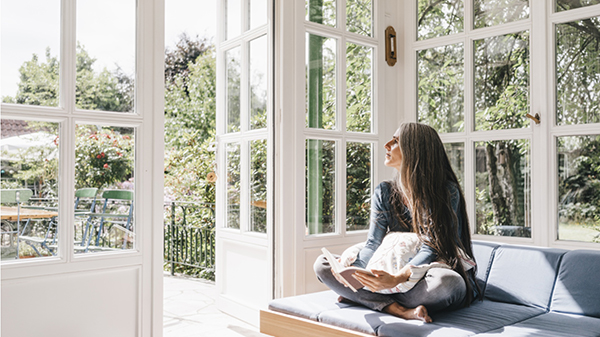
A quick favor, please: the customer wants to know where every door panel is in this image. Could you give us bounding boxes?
[215,0,273,326]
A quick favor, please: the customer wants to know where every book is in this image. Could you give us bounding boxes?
[321,247,375,292]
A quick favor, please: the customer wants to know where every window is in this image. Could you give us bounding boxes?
[220,0,270,234]
[1,0,140,262]
[304,0,376,236]
[409,0,600,246]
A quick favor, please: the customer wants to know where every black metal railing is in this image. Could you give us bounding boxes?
[163,201,215,279]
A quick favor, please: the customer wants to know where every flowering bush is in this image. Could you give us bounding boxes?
[75,126,134,189]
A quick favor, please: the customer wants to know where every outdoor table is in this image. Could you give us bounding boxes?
[1,206,58,259]
[1,206,58,221]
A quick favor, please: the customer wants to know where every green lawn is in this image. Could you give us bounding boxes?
[558,223,600,243]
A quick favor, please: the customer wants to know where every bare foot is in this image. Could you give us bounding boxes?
[383,303,432,323]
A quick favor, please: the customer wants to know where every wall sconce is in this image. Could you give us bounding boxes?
[385,26,397,67]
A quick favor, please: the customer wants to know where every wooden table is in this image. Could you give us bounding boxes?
[1,207,58,221]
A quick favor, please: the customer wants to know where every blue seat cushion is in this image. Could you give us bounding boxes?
[377,300,545,337]
[268,290,353,321]
[551,249,600,318]
[475,312,600,337]
[484,245,566,310]
[318,306,390,335]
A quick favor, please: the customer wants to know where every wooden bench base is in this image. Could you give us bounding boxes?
[260,310,373,337]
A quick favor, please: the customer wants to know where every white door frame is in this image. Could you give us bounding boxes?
[1,0,165,336]
[214,0,274,327]
[274,0,402,298]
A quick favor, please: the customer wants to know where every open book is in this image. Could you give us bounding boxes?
[321,247,375,292]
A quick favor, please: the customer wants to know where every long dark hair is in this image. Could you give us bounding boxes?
[390,122,480,305]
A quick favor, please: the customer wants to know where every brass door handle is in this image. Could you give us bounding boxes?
[526,113,541,124]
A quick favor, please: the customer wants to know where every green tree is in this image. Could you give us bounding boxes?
[164,35,216,204]
[3,43,133,112]
[2,48,59,106]
[75,43,134,112]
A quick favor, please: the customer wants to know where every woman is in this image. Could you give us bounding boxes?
[314,122,480,323]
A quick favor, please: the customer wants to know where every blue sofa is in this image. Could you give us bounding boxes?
[260,241,600,337]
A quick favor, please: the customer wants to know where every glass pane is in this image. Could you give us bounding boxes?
[306,139,336,235]
[347,0,372,36]
[346,142,371,231]
[475,139,531,238]
[556,17,600,126]
[74,124,135,254]
[250,139,267,233]
[226,0,241,39]
[306,34,337,130]
[226,47,241,133]
[557,135,600,243]
[250,36,268,130]
[226,142,241,229]
[444,142,464,189]
[474,0,529,29]
[1,119,59,261]
[306,0,336,27]
[76,0,135,113]
[556,0,600,11]
[418,0,464,40]
[474,31,530,131]
[1,0,60,107]
[418,43,465,133]
[346,43,372,133]
[249,0,267,30]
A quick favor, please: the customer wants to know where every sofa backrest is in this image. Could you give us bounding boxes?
[551,249,600,318]
[484,244,566,310]
[472,241,500,291]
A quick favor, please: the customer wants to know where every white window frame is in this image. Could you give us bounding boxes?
[275,0,399,297]
[1,0,164,331]
[400,0,600,250]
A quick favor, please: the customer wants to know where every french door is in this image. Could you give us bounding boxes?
[215,0,274,326]
[1,0,164,336]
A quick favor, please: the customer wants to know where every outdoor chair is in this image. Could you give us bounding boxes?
[73,188,99,246]
[79,189,134,253]
[0,189,42,258]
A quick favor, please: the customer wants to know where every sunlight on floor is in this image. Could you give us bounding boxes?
[163,274,268,337]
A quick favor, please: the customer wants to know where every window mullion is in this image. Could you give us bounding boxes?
[464,0,473,34]
[529,0,550,246]
[60,0,77,260]
[61,0,77,113]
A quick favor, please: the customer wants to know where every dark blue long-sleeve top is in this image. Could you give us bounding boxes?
[353,180,478,298]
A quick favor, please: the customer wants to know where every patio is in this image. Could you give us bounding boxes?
[163,273,268,337]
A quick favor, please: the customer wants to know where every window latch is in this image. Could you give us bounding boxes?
[526,113,541,124]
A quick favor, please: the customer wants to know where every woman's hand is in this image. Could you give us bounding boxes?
[353,265,412,292]
[330,258,349,287]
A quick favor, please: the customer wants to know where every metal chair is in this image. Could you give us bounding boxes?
[1,189,35,259]
[73,188,99,247]
[80,189,134,252]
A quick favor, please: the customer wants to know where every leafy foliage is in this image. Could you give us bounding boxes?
[556,16,600,125]
[418,0,464,40]
[74,126,134,190]
[418,44,465,133]
[2,48,59,106]
[2,44,133,113]
[75,44,134,112]
[163,35,216,205]
[558,136,600,241]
